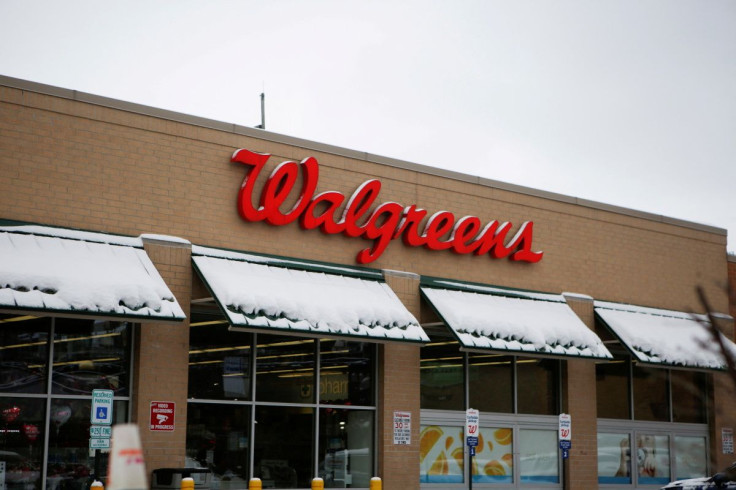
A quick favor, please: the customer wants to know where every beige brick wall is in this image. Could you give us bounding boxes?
[563,295,599,490]
[379,272,422,490]
[2,82,733,488]
[133,239,193,471]
[0,85,728,315]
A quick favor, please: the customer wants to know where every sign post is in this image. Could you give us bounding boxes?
[90,389,114,480]
[558,413,572,459]
[466,409,479,490]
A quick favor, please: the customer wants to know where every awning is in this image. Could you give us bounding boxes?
[191,246,428,343]
[420,280,612,359]
[595,301,736,370]
[0,224,186,322]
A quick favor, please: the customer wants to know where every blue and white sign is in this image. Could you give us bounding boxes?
[91,389,114,425]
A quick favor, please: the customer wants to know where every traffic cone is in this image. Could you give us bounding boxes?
[106,424,147,490]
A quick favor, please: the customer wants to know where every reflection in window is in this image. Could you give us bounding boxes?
[672,371,707,424]
[675,436,707,480]
[633,366,669,422]
[189,323,252,400]
[596,360,630,419]
[472,427,513,484]
[597,433,631,484]
[187,322,377,485]
[318,409,373,488]
[0,316,132,490]
[517,359,558,415]
[186,404,250,486]
[47,399,127,489]
[319,340,374,406]
[469,355,512,414]
[519,429,558,483]
[420,341,463,411]
[254,406,313,488]
[419,425,464,484]
[256,335,315,403]
[52,319,132,396]
[0,316,49,393]
[0,397,45,490]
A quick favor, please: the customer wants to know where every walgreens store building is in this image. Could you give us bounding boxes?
[1,75,735,490]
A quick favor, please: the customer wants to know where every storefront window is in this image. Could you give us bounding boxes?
[318,408,373,488]
[517,359,558,415]
[186,403,250,486]
[674,436,707,480]
[47,399,127,490]
[256,336,315,403]
[596,360,630,419]
[0,316,132,490]
[319,340,373,406]
[671,371,707,424]
[187,321,377,487]
[597,433,631,484]
[0,397,45,490]
[632,366,669,422]
[254,406,313,488]
[52,319,132,396]
[519,429,559,483]
[472,427,513,484]
[636,434,670,485]
[189,324,252,400]
[0,316,49,393]
[420,341,561,485]
[469,355,513,414]
[419,425,464,484]
[420,341,464,411]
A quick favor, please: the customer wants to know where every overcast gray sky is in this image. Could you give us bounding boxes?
[2,1,734,252]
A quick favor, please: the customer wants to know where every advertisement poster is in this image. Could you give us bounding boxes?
[597,433,631,484]
[419,425,514,483]
[519,429,558,483]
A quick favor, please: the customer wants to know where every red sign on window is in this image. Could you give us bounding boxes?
[149,401,175,432]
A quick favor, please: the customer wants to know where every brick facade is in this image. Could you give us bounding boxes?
[1,76,733,489]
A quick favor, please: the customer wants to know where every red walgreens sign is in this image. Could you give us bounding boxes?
[149,401,175,432]
[233,149,543,265]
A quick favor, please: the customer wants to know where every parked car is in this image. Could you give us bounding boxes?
[662,462,736,489]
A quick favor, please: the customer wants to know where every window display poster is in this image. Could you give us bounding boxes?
[636,434,670,485]
[519,429,559,483]
[723,428,734,455]
[675,436,707,480]
[420,425,464,483]
[472,427,513,483]
[393,411,411,445]
[597,433,631,484]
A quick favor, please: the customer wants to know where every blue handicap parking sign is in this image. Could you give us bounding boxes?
[97,407,108,419]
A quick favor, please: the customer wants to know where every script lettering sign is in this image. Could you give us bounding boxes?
[233,149,543,265]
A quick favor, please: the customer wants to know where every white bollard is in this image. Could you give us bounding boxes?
[106,424,147,490]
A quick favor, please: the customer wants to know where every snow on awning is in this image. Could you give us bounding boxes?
[595,301,736,370]
[191,246,428,343]
[421,281,612,359]
[0,225,186,322]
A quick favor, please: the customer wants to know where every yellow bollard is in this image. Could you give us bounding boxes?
[370,477,382,490]
[180,477,194,490]
[91,481,104,490]
[311,477,324,490]
[249,478,262,490]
